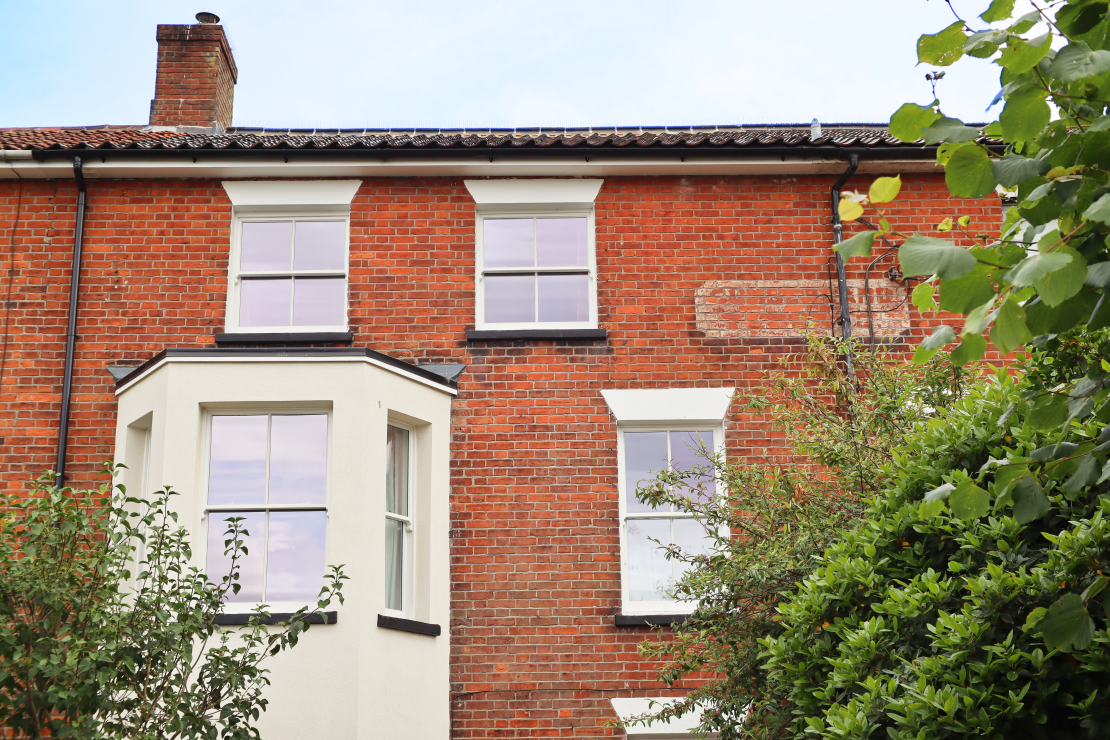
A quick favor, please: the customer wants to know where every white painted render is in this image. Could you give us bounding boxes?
[221,179,362,208]
[463,177,603,206]
[113,357,453,740]
[601,387,735,424]
[609,698,719,739]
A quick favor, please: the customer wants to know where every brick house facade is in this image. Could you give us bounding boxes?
[0,15,1000,740]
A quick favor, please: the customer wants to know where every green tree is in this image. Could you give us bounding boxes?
[759,327,1110,740]
[625,338,965,739]
[0,469,346,739]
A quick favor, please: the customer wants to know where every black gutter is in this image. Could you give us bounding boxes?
[28,144,981,162]
[56,156,86,488]
[831,153,859,380]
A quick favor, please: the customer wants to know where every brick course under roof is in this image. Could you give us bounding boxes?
[1,124,928,152]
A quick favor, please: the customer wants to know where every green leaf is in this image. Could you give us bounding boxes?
[900,235,978,279]
[1023,606,1047,632]
[991,297,1033,353]
[912,281,938,312]
[918,21,967,66]
[1043,594,1096,652]
[839,199,864,221]
[999,33,1052,74]
[924,482,955,503]
[914,325,956,363]
[1004,252,1074,288]
[939,266,996,313]
[1088,262,1110,288]
[1083,193,1110,224]
[1000,89,1051,143]
[964,297,996,335]
[1034,247,1088,307]
[1063,454,1101,497]
[869,175,902,204]
[1025,293,1095,336]
[1029,394,1069,431]
[890,102,940,143]
[949,480,990,519]
[834,230,876,260]
[946,144,997,198]
[980,0,1015,22]
[951,333,986,366]
[921,117,982,145]
[1012,477,1050,524]
[1048,41,1110,83]
[992,155,1051,188]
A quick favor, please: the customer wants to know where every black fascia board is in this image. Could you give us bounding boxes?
[213,331,353,345]
[614,613,690,627]
[376,614,441,636]
[466,328,608,341]
[29,144,971,162]
[215,611,337,626]
[112,347,457,391]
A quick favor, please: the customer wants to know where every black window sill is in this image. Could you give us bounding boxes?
[466,328,607,341]
[213,332,353,345]
[377,614,441,637]
[214,611,338,626]
[614,613,689,627]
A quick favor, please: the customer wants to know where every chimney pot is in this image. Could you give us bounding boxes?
[195,12,220,24]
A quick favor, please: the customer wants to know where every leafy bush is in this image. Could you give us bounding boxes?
[0,469,346,740]
[759,328,1110,740]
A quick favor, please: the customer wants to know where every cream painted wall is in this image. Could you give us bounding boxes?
[113,358,453,740]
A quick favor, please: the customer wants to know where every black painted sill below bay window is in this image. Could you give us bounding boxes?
[614,613,690,627]
[377,614,441,636]
[466,328,607,341]
[214,611,338,626]
[213,332,353,346]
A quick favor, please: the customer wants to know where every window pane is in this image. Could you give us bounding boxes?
[484,275,535,324]
[537,274,589,323]
[294,221,346,271]
[207,510,265,603]
[670,431,715,501]
[624,432,668,513]
[627,518,671,602]
[208,416,268,505]
[269,415,328,505]
[484,219,534,268]
[537,217,588,267]
[292,277,345,326]
[386,425,410,516]
[385,518,404,611]
[241,222,293,271]
[240,278,292,327]
[266,511,326,602]
[673,518,714,586]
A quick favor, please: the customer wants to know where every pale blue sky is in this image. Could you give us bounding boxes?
[3,0,1016,129]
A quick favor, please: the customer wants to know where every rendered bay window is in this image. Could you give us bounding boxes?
[621,429,716,609]
[205,412,328,603]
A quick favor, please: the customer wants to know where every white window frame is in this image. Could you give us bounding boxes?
[474,210,598,330]
[617,422,725,616]
[223,212,350,334]
[200,408,331,611]
[382,420,417,618]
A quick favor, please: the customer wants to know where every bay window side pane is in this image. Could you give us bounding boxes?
[385,518,404,611]
[208,415,268,505]
[206,510,265,603]
[626,518,671,602]
[483,219,535,268]
[386,425,410,517]
[292,277,346,326]
[240,222,293,272]
[269,415,328,505]
[537,274,589,323]
[623,432,668,513]
[240,278,292,327]
[483,275,535,324]
[536,217,588,267]
[293,221,346,271]
[266,511,327,602]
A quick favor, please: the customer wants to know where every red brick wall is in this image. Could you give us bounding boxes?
[0,173,1001,737]
[149,24,237,129]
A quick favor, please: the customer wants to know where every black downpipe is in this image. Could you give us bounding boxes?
[831,153,859,379]
[55,157,86,488]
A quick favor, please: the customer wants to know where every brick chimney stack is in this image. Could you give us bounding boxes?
[149,13,238,131]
